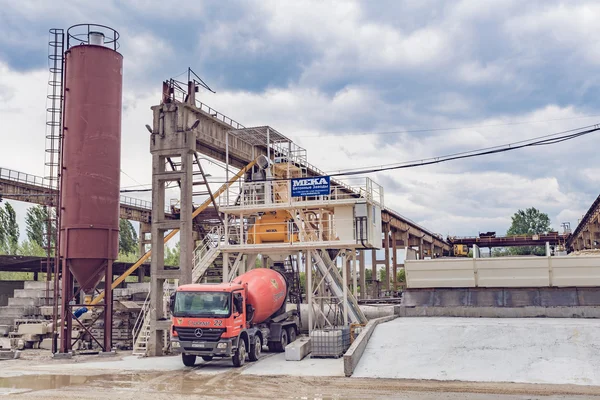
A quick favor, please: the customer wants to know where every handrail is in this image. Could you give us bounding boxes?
[195,99,245,130]
[90,158,258,305]
[0,167,52,188]
[132,290,150,341]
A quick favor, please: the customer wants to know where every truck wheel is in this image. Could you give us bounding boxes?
[249,336,262,361]
[286,327,297,343]
[182,354,196,367]
[201,356,213,362]
[232,338,247,367]
[274,329,288,352]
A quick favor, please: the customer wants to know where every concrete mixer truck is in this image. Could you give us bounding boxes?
[169,268,300,367]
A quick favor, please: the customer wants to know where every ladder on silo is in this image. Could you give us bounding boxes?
[43,28,65,303]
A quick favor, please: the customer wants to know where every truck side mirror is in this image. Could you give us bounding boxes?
[169,293,176,314]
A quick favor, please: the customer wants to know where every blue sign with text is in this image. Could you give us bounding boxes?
[291,176,331,197]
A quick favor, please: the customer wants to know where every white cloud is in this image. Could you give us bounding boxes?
[0,0,598,244]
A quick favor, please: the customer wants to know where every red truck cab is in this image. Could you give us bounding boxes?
[170,282,251,367]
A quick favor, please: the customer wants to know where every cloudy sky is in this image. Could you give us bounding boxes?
[1,0,599,241]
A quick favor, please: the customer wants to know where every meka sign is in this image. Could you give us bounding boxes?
[290,176,331,197]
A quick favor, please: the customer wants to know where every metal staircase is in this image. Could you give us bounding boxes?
[191,225,245,283]
[131,291,151,356]
[192,226,222,282]
[132,281,176,357]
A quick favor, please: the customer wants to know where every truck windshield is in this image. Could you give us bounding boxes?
[173,291,231,317]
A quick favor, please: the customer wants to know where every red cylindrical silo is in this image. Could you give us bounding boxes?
[60,34,123,293]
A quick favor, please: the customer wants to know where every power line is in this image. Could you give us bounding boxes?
[328,125,600,178]
[328,124,597,174]
[118,123,599,193]
[294,114,600,138]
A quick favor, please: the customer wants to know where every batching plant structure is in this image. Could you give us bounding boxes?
[58,24,122,353]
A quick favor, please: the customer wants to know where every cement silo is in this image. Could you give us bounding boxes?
[59,24,122,353]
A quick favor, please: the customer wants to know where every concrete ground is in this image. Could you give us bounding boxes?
[354,317,600,385]
[1,353,600,399]
[1,318,600,399]
[243,352,344,377]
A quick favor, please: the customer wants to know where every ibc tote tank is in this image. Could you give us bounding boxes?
[59,26,123,293]
[233,268,288,324]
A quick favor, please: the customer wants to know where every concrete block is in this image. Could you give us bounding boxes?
[395,306,600,318]
[470,288,504,307]
[18,323,47,335]
[0,325,9,336]
[39,306,54,317]
[13,289,54,298]
[8,297,41,307]
[434,289,469,307]
[540,288,578,307]
[23,281,59,290]
[20,333,41,342]
[401,290,434,307]
[0,350,19,360]
[52,351,73,359]
[505,289,541,307]
[0,306,37,317]
[40,338,53,350]
[285,337,311,361]
[577,288,600,306]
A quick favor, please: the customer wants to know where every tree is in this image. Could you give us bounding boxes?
[3,203,19,254]
[0,202,20,254]
[507,208,551,236]
[165,242,180,266]
[506,207,551,256]
[25,205,55,250]
[119,219,138,256]
[18,240,46,257]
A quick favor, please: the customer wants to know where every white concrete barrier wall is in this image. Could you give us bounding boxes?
[406,256,600,288]
[406,259,475,288]
[553,256,600,286]
[477,257,549,287]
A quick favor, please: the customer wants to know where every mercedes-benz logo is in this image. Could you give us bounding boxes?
[194,328,203,338]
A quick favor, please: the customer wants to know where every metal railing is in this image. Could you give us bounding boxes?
[0,167,52,188]
[120,195,152,210]
[224,177,383,209]
[131,290,151,355]
[192,226,222,282]
[195,99,245,130]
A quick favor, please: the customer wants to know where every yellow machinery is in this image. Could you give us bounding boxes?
[453,244,469,257]
[247,210,299,244]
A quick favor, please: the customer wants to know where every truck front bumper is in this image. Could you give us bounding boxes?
[171,338,234,357]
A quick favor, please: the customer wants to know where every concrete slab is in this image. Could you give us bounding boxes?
[353,317,600,386]
[243,352,344,377]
